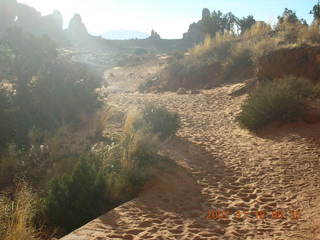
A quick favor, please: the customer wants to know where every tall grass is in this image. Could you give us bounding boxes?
[189,32,236,59]
[0,183,40,240]
[298,22,320,44]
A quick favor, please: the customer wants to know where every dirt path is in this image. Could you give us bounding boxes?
[61,63,320,240]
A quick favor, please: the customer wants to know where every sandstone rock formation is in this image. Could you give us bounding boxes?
[3,3,66,44]
[67,14,88,39]
[16,3,42,33]
[148,29,161,40]
[41,10,66,44]
[0,0,18,34]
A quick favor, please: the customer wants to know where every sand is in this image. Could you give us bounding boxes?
[61,60,320,240]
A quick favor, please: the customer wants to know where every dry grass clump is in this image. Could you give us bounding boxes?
[298,22,320,44]
[243,21,272,40]
[190,32,236,58]
[0,182,40,240]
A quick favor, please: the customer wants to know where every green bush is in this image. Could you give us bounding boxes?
[0,29,102,148]
[0,89,14,150]
[0,182,40,240]
[124,105,180,141]
[224,47,253,79]
[31,59,101,130]
[43,156,107,232]
[237,77,319,130]
[106,169,144,203]
[142,104,180,140]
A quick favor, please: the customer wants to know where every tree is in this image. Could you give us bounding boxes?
[237,15,256,34]
[202,8,210,19]
[277,8,300,25]
[201,10,238,37]
[201,10,223,37]
[310,1,320,22]
[222,12,238,32]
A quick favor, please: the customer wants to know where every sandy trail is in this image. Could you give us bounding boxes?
[61,62,320,240]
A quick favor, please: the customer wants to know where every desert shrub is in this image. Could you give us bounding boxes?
[93,142,149,204]
[237,77,319,130]
[125,105,180,141]
[0,29,102,148]
[142,105,180,140]
[97,107,178,202]
[223,43,253,79]
[0,182,40,240]
[30,59,101,131]
[43,156,107,232]
[106,169,144,203]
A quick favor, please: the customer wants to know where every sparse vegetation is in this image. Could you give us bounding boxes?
[0,28,101,149]
[43,156,106,232]
[40,104,180,233]
[2,0,320,239]
[236,77,320,130]
[0,182,40,240]
[145,7,320,93]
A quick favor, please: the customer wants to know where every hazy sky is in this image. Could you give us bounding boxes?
[19,0,317,39]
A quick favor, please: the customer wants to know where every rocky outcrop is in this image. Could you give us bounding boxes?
[42,10,63,33]
[0,0,18,34]
[41,10,66,44]
[66,14,88,40]
[148,29,161,40]
[16,3,42,33]
[0,2,66,44]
